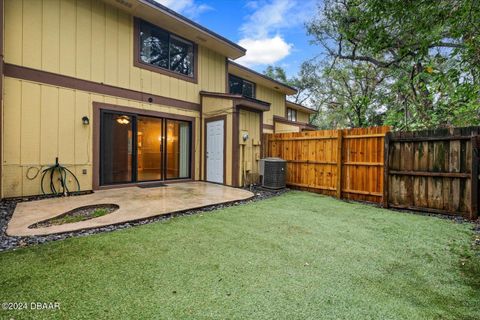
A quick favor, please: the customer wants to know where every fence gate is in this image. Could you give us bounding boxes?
[384,127,480,219]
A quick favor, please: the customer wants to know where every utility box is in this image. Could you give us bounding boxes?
[259,157,287,189]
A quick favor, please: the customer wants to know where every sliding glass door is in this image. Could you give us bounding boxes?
[166,120,191,179]
[137,116,163,181]
[100,111,191,186]
[100,112,134,185]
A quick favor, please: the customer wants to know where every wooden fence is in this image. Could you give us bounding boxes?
[263,126,390,203]
[384,127,480,219]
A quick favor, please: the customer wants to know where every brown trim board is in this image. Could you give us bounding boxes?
[232,106,240,187]
[133,18,199,84]
[199,91,270,112]
[92,102,196,190]
[285,100,317,114]
[204,115,227,185]
[4,64,201,112]
[225,57,229,93]
[273,115,316,131]
[262,124,274,131]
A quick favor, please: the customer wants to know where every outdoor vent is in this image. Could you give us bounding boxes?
[259,158,287,189]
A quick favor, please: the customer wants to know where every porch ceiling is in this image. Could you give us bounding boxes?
[7,182,253,236]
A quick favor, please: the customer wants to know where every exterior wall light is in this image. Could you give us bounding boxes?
[82,116,90,125]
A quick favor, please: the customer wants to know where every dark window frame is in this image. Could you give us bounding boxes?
[228,74,256,98]
[134,18,198,84]
[99,109,192,187]
[287,108,297,122]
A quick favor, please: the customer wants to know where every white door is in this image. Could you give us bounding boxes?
[206,119,224,183]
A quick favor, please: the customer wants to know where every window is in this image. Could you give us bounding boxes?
[137,19,194,78]
[228,74,256,98]
[287,108,297,122]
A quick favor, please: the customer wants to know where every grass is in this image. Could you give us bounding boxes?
[52,208,109,225]
[32,207,113,228]
[1,191,479,319]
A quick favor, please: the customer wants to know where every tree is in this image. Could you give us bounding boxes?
[263,62,321,106]
[307,0,480,130]
[314,60,387,128]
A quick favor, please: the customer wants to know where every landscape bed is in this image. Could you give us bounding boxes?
[0,191,479,319]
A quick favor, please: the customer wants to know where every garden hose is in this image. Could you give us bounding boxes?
[40,157,81,196]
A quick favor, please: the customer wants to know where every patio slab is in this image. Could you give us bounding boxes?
[7,182,254,236]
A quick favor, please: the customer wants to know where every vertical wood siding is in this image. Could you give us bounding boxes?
[238,109,261,185]
[296,112,310,123]
[275,122,300,133]
[4,0,226,104]
[2,77,201,197]
[256,84,285,126]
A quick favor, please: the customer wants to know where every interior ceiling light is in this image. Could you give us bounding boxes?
[116,115,130,125]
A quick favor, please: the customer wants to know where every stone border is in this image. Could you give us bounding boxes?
[0,187,287,252]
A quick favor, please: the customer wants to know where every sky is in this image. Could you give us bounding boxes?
[155,0,322,78]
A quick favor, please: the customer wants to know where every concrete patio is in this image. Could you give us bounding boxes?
[7,182,254,236]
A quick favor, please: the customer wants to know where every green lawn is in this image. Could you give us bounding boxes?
[1,191,479,319]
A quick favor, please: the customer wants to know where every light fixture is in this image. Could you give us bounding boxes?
[82,116,90,125]
[116,115,130,125]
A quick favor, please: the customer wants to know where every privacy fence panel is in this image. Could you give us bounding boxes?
[264,126,390,203]
[385,127,480,219]
[341,126,390,203]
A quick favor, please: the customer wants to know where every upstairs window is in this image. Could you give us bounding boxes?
[137,19,194,78]
[228,74,256,98]
[287,108,297,122]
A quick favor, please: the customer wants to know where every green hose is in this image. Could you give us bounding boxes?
[40,157,81,196]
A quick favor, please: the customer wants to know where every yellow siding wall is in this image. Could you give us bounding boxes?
[275,122,300,133]
[263,128,274,134]
[201,97,233,185]
[2,77,201,197]
[4,0,226,104]
[256,84,285,126]
[297,111,310,123]
[238,110,261,185]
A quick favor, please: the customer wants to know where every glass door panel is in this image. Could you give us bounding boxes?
[166,119,190,179]
[137,116,163,181]
[100,112,133,185]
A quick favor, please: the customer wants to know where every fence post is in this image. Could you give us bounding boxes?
[336,130,343,199]
[383,132,391,208]
[470,134,479,219]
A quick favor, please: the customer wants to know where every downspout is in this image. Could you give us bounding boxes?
[0,0,4,199]
[199,96,203,181]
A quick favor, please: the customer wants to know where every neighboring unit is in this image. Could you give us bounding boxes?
[0,0,316,198]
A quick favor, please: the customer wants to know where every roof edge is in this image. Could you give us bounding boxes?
[228,61,298,94]
[200,91,271,112]
[286,100,317,114]
[141,0,246,56]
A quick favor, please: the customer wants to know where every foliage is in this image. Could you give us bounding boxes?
[315,60,387,128]
[264,62,322,107]
[306,0,480,130]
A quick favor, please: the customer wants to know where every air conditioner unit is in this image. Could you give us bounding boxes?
[259,157,287,189]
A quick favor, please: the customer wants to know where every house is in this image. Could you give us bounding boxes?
[0,0,316,198]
